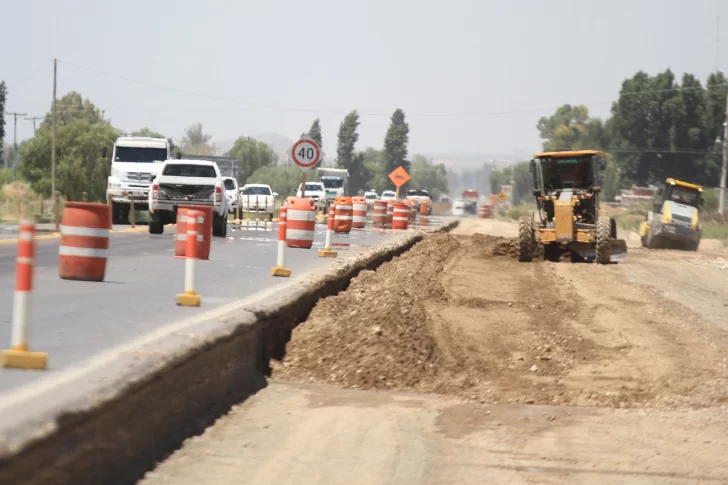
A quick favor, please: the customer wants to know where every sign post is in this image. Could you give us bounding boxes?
[291,135,321,199]
[388,166,411,200]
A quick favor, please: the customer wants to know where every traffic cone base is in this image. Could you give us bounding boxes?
[318,249,337,258]
[1,349,48,370]
[176,290,201,307]
[271,265,292,277]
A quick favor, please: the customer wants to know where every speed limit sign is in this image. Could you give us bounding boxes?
[291,138,321,170]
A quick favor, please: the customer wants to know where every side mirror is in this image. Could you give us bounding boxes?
[599,159,607,170]
[273,192,279,197]
[176,151,181,160]
[700,196,705,206]
[102,147,108,159]
[149,174,156,182]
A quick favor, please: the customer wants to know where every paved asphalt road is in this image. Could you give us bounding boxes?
[0,220,430,393]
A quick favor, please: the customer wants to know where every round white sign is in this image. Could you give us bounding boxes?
[291,139,321,170]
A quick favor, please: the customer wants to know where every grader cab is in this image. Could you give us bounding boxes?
[518,150,627,264]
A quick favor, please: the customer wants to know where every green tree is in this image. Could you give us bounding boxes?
[409,154,449,199]
[0,81,6,167]
[181,123,213,156]
[359,147,387,192]
[307,118,322,148]
[537,104,608,151]
[19,93,119,200]
[336,110,369,194]
[227,136,277,183]
[248,165,304,197]
[383,109,410,190]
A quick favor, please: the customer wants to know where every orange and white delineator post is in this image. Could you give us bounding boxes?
[176,210,203,307]
[318,206,337,258]
[271,208,292,277]
[1,220,48,370]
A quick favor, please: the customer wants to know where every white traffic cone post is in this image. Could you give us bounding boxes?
[2,220,48,370]
[271,207,292,277]
[176,210,203,307]
[318,206,337,258]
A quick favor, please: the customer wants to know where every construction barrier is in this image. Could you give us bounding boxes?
[271,207,292,276]
[59,202,110,282]
[333,196,353,233]
[406,199,417,225]
[318,206,337,258]
[286,197,316,249]
[1,220,48,370]
[175,206,211,260]
[352,196,367,229]
[386,200,395,228]
[176,210,203,307]
[393,202,409,230]
[420,199,430,215]
[373,200,387,227]
[479,203,493,219]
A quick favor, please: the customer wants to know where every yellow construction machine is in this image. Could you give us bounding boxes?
[638,178,703,251]
[518,150,627,264]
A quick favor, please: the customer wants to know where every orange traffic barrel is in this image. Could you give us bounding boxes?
[286,197,316,248]
[406,199,417,224]
[479,203,492,219]
[386,200,395,228]
[373,200,387,227]
[334,196,353,233]
[175,207,212,260]
[352,196,367,229]
[59,202,110,281]
[393,202,409,230]
[420,199,430,215]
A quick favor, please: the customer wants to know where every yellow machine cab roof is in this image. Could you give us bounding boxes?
[666,178,703,191]
[533,150,604,159]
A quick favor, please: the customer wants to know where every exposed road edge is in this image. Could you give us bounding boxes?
[0,219,458,485]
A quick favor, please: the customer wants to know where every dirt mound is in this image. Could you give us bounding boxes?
[276,229,728,410]
[469,233,520,258]
[275,233,459,392]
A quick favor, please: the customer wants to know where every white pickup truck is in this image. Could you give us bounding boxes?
[148,159,229,237]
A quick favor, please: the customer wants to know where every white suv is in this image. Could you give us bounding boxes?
[240,184,276,220]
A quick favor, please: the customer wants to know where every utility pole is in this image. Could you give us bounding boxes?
[5,111,27,181]
[51,58,57,215]
[24,115,42,134]
[720,90,728,214]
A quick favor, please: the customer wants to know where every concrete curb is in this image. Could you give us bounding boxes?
[0,220,459,485]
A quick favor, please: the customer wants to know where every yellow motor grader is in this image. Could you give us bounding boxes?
[518,150,627,264]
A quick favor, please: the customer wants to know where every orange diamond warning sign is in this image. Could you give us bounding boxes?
[388,166,410,188]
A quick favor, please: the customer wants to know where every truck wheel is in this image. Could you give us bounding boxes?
[148,212,164,235]
[596,216,612,264]
[610,218,617,239]
[518,215,534,262]
[212,213,226,237]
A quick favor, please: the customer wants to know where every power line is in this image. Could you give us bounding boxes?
[8,62,51,88]
[58,58,728,119]
[24,115,43,134]
[4,111,27,180]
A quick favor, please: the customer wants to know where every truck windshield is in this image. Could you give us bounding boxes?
[668,186,700,206]
[242,186,272,195]
[540,157,592,189]
[115,146,168,163]
[162,164,217,177]
[408,190,429,197]
[321,178,344,189]
[302,183,323,191]
[223,179,236,190]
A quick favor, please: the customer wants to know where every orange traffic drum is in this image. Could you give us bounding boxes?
[176,206,212,260]
[386,200,395,228]
[392,202,409,230]
[420,199,431,215]
[406,199,417,224]
[352,196,368,229]
[286,197,316,248]
[333,196,353,233]
[59,202,110,281]
[373,200,387,227]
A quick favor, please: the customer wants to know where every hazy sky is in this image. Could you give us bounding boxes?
[2,0,728,158]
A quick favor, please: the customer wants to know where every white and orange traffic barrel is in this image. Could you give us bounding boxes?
[393,202,409,230]
[59,202,110,282]
[286,197,316,249]
[333,196,353,233]
[373,200,387,227]
[352,196,367,229]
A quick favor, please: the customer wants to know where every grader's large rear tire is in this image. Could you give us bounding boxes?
[518,215,534,262]
[596,216,612,264]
